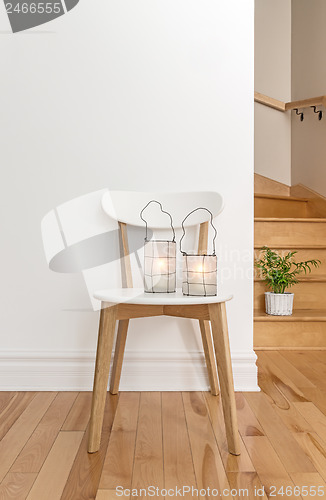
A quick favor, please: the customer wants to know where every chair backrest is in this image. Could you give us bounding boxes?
[101,190,224,289]
[101,191,224,228]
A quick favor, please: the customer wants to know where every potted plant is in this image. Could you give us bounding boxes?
[255,247,321,316]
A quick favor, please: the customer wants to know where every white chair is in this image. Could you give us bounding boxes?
[88,190,241,456]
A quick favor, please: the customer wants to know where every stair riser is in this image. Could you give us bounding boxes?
[255,281,326,310]
[255,198,308,218]
[254,248,326,277]
[255,221,326,246]
[254,322,326,348]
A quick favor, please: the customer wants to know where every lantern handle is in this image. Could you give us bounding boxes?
[140,200,176,242]
[180,207,217,255]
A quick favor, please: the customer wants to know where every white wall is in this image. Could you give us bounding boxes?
[254,0,292,185]
[291,0,326,196]
[0,0,257,391]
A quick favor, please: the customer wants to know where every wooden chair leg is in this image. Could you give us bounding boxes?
[199,320,219,396]
[208,302,241,456]
[109,319,129,395]
[88,304,117,454]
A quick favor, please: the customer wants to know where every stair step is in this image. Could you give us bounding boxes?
[254,244,326,249]
[255,217,326,222]
[254,309,326,322]
[254,248,326,281]
[254,196,309,218]
[255,218,326,246]
[254,309,326,348]
[255,281,326,310]
[255,193,310,202]
[254,245,326,281]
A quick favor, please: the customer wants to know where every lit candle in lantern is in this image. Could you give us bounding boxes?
[182,255,217,296]
[180,208,218,297]
[158,259,166,270]
[144,240,176,293]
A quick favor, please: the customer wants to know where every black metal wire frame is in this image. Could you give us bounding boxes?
[140,200,176,293]
[179,207,217,256]
[140,200,176,242]
[180,207,218,296]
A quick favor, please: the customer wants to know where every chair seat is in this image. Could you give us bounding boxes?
[93,288,232,305]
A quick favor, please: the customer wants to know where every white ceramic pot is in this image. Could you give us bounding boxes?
[265,292,294,316]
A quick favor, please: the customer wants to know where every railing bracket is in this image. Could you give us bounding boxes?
[294,108,304,122]
[311,106,323,120]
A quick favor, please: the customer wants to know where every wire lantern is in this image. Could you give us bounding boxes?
[140,200,176,293]
[180,208,217,296]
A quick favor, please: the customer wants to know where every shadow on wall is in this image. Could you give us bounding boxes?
[41,189,148,310]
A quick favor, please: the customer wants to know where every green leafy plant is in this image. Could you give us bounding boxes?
[255,246,321,294]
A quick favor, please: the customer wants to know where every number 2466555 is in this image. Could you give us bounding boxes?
[5,3,62,14]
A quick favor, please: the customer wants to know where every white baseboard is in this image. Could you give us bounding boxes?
[0,350,259,392]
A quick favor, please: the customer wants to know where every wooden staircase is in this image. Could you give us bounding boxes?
[254,186,326,349]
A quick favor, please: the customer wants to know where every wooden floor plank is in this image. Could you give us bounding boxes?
[131,392,164,499]
[243,436,297,498]
[162,392,197,498]
[26,431,83,500]
[99,392,140,489]
[265,351,316,389]
[258,351,309,404]
[280,351,326,415]
[227,472,268,499]
[299,387,326,417]
[245,392,316,473]
[308,351,326,361]
[257,354,314,434]
[293,432,326,483]
[0,472,37,500]
[96,490,125,500]
[294,402,326,445]
[60,392,118,500]
[290,472,326,493]
[11,392,78,473]
[182,391,231,499]
[62,392,93,431]
[0,393,15,414]
[300,351,326,378]
[0,392,56,482]
[281,351,326,392]
[234,393,264,437]
[0,392,36,441]
[204,392,255,472]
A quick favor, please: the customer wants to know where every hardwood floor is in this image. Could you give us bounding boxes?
[1,352,326,499]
